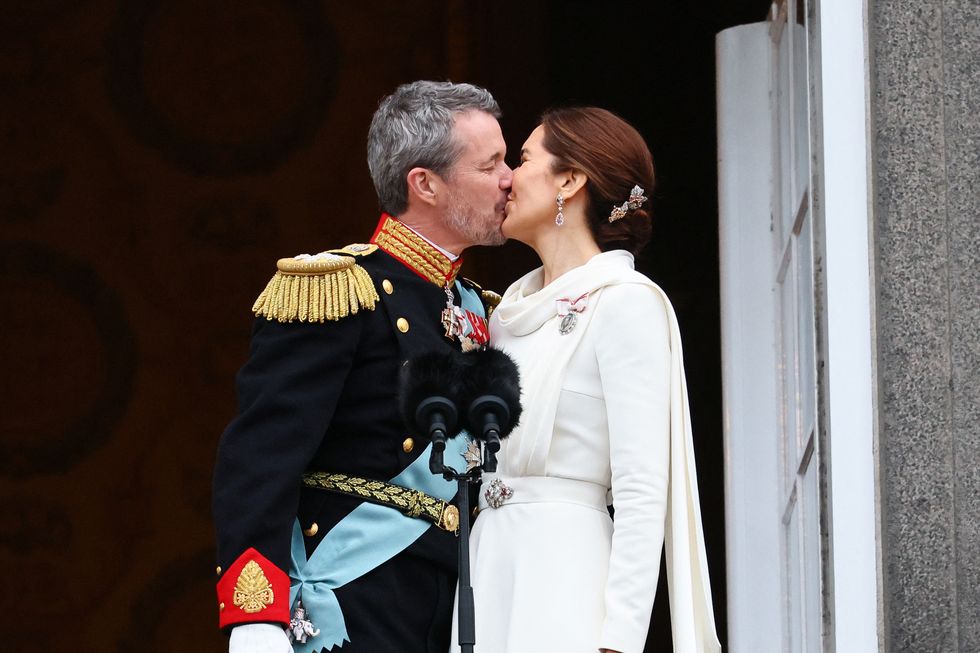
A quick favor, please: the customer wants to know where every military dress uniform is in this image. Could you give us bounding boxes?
[213,215,498,653]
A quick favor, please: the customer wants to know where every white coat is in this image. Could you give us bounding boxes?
[451,250,719,653]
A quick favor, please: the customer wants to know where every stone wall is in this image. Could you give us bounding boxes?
[869,0,979,650]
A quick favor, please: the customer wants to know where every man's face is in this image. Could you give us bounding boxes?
[442,110,512,247]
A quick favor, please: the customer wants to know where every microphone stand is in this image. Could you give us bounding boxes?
[431,441,498,653]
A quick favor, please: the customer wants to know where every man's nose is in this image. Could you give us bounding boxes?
[499,164,513,190]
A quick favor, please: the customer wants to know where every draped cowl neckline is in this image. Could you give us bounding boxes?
[492,249,641,337]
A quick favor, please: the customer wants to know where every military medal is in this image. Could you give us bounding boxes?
[441,307,459,339]
[287,597,320,644]
[556,292,589,335]
[442,283,462,339]
[558,313,578,335]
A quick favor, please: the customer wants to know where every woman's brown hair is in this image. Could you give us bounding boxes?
[540,107,655,255]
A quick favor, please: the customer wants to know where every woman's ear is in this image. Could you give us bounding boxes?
[406,167,441,207]
[557,169,588,201]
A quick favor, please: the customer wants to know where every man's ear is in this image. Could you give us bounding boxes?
[406,167,442,207]
[557,169,588,202]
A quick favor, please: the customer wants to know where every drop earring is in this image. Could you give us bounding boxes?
[555,193,565,226]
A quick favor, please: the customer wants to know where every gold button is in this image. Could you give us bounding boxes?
[219,602,225,611]
[382,279,394,294]
[402,437,415,453]
[216,566,222,576]
[396,317,410,333]
[303,522,319,537]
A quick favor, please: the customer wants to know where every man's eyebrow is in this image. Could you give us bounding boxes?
[480,151,505,164]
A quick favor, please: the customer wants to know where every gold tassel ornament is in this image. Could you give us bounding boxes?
[252,252,379,323]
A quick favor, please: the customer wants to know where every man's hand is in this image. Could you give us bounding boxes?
[229,623,292,653]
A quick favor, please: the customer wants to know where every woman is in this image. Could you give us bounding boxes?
[452,108,720,653]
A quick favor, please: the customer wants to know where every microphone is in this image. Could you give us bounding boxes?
[457,348,522,473]
[398,350,465,474]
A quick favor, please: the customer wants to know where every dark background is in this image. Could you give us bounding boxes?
[0,1,767,650]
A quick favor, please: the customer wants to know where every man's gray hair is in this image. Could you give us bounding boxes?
[367,80,501,216]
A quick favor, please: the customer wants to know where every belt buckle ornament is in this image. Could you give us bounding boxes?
[484,478,514,509]
[440,504,460,533]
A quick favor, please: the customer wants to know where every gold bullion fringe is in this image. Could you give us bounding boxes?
[252,265,379,323]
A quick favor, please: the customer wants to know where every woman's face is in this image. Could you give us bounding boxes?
[502,125,560,243]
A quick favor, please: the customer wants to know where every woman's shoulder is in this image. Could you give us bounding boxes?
[587,273,673,341]
[595,271,671,314]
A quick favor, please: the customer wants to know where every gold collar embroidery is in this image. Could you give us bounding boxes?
[370,214,463,287]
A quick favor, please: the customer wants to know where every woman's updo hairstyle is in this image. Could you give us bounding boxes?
[540,107,654,256]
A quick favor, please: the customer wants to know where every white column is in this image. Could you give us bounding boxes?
[716,23,783,653]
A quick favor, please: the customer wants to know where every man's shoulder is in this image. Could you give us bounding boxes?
[250,245,382,324]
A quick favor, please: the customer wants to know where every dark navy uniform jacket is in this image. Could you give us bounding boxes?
[212,215,494,652]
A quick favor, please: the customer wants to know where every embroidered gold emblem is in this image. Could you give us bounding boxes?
[233,560,275,613]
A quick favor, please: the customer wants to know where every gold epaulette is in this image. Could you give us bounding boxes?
[252,246,380,323]
[481,289,502,310]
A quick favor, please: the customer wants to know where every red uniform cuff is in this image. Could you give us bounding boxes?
[216,548,290,628]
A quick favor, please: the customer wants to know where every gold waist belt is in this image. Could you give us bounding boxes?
[302,472,460,533]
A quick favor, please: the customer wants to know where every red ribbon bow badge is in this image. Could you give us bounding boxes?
[556,292,590,317]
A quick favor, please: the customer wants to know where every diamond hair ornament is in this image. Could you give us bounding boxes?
[607,184,648,222]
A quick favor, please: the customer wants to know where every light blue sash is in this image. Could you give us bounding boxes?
[455,280,484,317]
[288,280,484,652]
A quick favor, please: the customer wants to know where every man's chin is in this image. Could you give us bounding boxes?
[477,231,508,247]
[472,215,506,247]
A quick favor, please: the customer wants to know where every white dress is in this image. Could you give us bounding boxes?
[450,250,719,653]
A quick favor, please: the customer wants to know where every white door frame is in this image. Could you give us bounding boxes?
[810,1,880,650]
[717,1,880,650]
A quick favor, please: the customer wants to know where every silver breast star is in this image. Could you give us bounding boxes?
[463,440,482,472]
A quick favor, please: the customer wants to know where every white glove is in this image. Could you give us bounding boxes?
[229,623,292,653]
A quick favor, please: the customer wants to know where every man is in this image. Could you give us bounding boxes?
[212,80,512,652]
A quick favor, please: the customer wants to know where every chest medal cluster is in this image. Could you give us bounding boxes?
[442,282,491,351]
